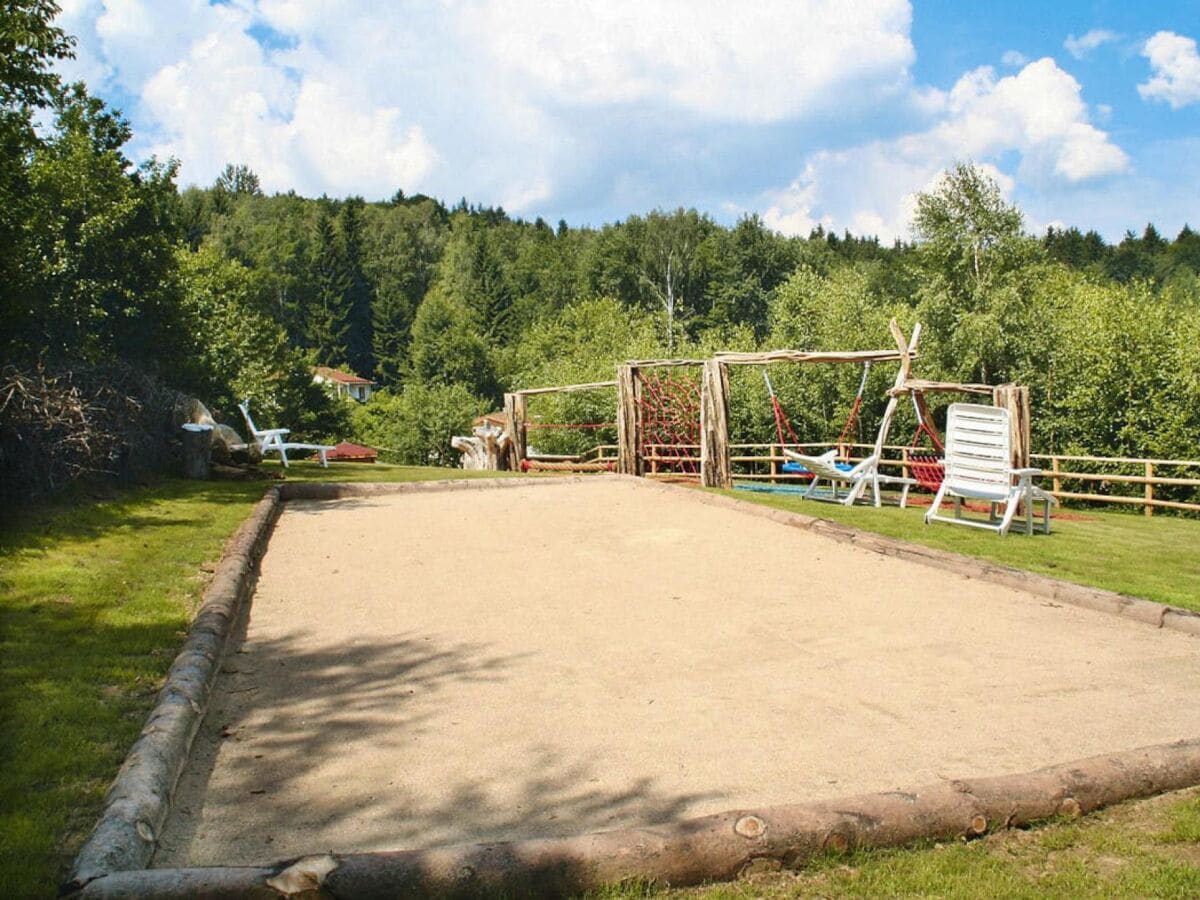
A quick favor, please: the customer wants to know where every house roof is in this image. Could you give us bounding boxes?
[326,441,379,461]
[314,366,374,385]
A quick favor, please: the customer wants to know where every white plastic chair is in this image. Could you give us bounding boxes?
[237,401,331,468]
[782,448,915,507]
[925,403,1056,535]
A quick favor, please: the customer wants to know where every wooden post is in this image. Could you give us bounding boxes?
[700,359,732,489]
[991,384,1031,470]
[616,365,642,476]
[1145,461,1154,518]
[871,320,921,459]
[771,443,779,484]
[503,392,528,470]
[1051,456,1062,503]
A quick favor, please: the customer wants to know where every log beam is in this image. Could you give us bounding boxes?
[616,365,641,476]
[700,359,732,488]
[992,384,1031,470]
[503,392,528,470]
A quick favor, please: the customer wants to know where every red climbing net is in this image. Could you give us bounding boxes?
[637,369,701,475]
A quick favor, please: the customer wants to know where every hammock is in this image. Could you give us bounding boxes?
[769,364,870,477]
[907,394,946,492]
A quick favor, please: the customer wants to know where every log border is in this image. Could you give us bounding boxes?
[64,472,1199,897]
[72,739,1200,898]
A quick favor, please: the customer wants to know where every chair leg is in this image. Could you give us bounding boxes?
[998,496,1020,535]
[925,483,949,524]
[804,476,820,500]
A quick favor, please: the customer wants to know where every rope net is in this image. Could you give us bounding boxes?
[637,369,701,475]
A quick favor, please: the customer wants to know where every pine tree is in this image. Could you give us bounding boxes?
[339,197,373,376]
[306,205,351,364]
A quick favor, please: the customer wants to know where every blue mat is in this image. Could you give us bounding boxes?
[781,460,854,474]
[733,482,811,495]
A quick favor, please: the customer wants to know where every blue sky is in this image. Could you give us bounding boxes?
[54,1,1200,241]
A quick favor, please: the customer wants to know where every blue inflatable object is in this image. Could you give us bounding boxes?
[781,460,854,474]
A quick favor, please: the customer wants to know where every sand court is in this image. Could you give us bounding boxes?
[156,478,1200,867]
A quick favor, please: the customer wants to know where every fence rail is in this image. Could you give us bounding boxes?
[725,442,1200,515]
[522,441,1200,514]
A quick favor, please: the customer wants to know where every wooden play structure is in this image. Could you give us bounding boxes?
[503,381,619,472]
[465,320,1036,503]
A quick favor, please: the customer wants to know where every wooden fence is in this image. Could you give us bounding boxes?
[526,441,1200,516]
[727,442,1200,515]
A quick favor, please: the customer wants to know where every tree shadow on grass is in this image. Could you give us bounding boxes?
[156,623,719,868]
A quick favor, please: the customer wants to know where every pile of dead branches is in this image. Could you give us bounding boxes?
[0,364,186,504]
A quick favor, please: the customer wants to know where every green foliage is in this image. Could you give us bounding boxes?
[305,203,352,364]
[913,161,1027,294]
[407,287,498,401]
[212,162,261,198]
[174,246,350,442]
[3,86,184,369]
[505,297,661,455]
[339,197,373,377]
[0,1,74,109]
[350,383,486,466]
[365,198,447,385]
[749,265,909,446]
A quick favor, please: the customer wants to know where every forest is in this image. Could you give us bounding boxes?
[3,2,1200,495]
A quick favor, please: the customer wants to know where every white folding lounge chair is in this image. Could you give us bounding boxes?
[237,401,332,468]
[925,403,1056,535]
[782,448,915,508]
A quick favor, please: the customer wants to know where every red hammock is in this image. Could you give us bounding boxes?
[908,395,946,492]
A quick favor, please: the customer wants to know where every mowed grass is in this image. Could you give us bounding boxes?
[2,463,1197,896]
[592,787,1200,899]
[0,462,501,897]
[722,487,1200,611]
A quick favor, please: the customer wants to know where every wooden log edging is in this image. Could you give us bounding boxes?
[66,487,285,892]
[71,738,1200,898]
[621,475,1200,637]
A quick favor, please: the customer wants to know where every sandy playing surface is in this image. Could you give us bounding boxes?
[157,478,1200,867]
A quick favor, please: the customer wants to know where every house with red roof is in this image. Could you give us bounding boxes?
[313,366,376,402]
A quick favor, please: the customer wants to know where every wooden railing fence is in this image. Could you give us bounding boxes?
[526,440,1200,515]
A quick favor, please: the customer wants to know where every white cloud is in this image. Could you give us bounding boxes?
[54,0,922,206]
[762,59,1128,240]
[1001,50,1027,68]
[139,19,436,196]
[1064,29,1119,60]
[1138,31,1200,109]
[455,0,915,123]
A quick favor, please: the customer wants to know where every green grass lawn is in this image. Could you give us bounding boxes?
[722,486,1200,611]
[1,464,1197,896]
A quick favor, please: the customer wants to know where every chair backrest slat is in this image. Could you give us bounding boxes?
[943,403,1012,499]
